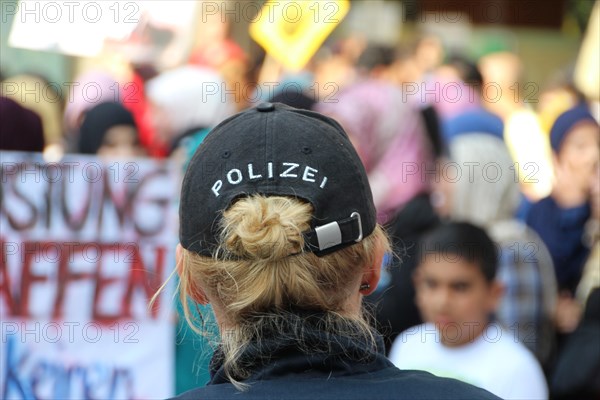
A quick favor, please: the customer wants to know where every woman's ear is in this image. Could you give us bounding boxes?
[360,238,385,296]
[176,243,209,305]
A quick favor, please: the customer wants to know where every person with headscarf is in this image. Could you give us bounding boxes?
[526,104,600,295]
[145,66,235,157]
[0,96,45,152]
[2,74,63,148]
[443,108,504,143]
[442,133,558,366]
[63,70,120,151]
[78,102,144,157]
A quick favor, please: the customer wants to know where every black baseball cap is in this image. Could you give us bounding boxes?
[179,102,376,257]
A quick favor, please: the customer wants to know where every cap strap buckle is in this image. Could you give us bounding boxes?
[314,221,342,251]
[305,212,363,253]
[350,212,363,242]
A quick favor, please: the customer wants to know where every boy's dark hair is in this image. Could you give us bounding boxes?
[417,221,498,282]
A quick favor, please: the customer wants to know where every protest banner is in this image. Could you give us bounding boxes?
[0,152,178,399]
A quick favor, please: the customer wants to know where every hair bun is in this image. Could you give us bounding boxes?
[221,196,312,261]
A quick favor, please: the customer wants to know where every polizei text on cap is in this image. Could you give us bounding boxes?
[211,162,328,197]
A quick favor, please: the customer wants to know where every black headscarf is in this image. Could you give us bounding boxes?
[78,102,137,154]
[0,96,45,152]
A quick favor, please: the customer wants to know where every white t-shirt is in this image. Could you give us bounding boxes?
[389,323,548,400]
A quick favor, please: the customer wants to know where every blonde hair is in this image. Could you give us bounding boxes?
[168,194,389,388]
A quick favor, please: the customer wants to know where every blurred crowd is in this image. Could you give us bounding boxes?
[1,5,599,400]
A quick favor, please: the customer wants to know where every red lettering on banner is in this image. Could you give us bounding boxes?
[97,172,128,233]
[93,243,122,323]
[1,161,170,236]
[54,242,95,319]
[3,241,166,322]
[1,171,38,231]
[20,243,49,318]
[0,240,17,315]
[61,176,93,231]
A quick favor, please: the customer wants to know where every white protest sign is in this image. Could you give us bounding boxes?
[1,152,178,399]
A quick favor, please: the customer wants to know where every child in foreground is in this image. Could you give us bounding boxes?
[389,221,548,399]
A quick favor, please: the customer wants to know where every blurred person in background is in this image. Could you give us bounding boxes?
[314,35,366,88]
[120,63,163,158]
[268,85,316,110]
[547,164,600,399]
[63,70,120,152]
[526,104,600,336]
[439,55,505,144]
[412,34,444,78]
[145,66,235,160]
[550,288,600,399]
[188,10,248,112]
[389,222,548,400]
[316,44,440,349]
[419,69,479,124]
[317,44,435,225]
[388,34,446,91]
[1,73,64,150]
[477,52,524,122]
[537,77,583,135]
[480,51,555,204]
[512,76,584,220]
[397,37,480,126]
[77,102,146,158]
[435,132,557,368]
[257,47,317,111]
[437,54,483,87]
[576,163,600,307]
[0,96,45,152]
[252,35,366,109]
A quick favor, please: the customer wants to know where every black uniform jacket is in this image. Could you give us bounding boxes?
[170,313,500,400]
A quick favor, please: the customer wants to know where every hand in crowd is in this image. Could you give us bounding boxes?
[554,291,583,333]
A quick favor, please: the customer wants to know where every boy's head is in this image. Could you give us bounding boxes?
[414,222,503,347]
